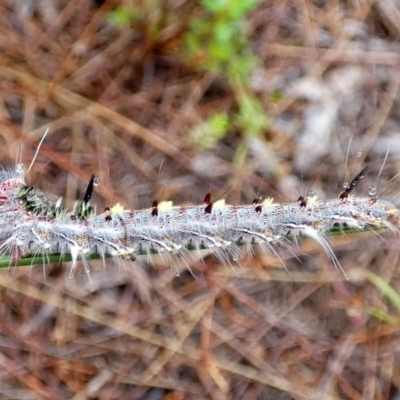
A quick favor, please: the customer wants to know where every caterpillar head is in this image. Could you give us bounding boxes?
[0,164,26,202]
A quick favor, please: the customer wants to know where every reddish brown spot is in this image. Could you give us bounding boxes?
[252,198,259,205]
[205,202,213,214]
[152,200,158,217]
[298,196,307,208]
[203,193,211,205]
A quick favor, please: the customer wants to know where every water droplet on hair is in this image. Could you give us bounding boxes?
[15,163,25,178]
[308,189,316,198]
[368,186,377,196]
[357,151,362,158]
[343,182,349,189]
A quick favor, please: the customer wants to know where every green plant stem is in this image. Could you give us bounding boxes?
[0,226,385,269]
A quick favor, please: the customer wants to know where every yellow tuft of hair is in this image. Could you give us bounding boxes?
[110,203,125,215]
[213,199,226,209]
[307,194,319,204]
[158,201,173,211]
[262,197,277,206]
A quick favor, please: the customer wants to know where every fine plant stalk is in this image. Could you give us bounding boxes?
[0,226,383,269]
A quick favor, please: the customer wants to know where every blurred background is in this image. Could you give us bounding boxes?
[0,0,399,398]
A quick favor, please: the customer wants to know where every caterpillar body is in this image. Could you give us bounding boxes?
[0,161,399,280]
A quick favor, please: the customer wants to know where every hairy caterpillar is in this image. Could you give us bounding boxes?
[0,160,398,282]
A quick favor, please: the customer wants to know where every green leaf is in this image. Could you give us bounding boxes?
[108,8,140,26]
[191,113,230,150]
[227,0,260,19]
[214,22,236,44]
[201,0,229,13]
[235,93,270,138]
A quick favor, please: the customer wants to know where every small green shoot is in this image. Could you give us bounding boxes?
[365,270,400,325]
[191,113,231,150]
[108,7,142,26]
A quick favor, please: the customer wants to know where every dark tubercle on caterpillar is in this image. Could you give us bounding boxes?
[253,198,262,213]
[204,193,213,214]
[151,200,158,217]
[339,165,369,200]
[298,196,307,208]
[83,175,97,204]
[72,175,98,220]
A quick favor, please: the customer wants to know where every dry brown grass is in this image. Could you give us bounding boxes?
[0,1,399,399]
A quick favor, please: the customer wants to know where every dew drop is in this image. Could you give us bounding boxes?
[15,163,25,178]
[357,151,362,158]
[368,186,377,196]
[93,176,100,186]
[308,189,316,198]
[343,182,349,189]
